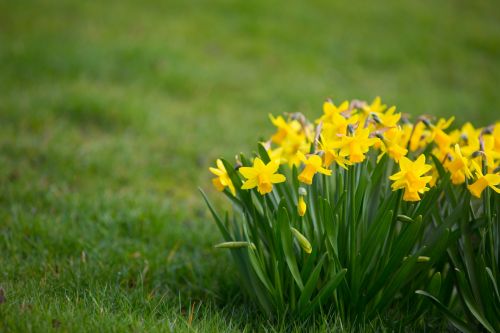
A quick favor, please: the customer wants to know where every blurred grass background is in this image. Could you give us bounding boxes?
[0,0,499,331]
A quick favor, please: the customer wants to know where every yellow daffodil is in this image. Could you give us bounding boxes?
[409,121,431,152]
[297,152,332,185]
[268,114,311,167]
[316,100,350,124]
[319,138,352,170]
[493,122,500,151]
[333,127,379,163]
[431,117,454,153]
[447,144,473,185]
[378,127,409,163]
[389,155,433,201]
[209,159,236,196]
[269,115,303,145]
[322,113,359,138]
[363,96,387,115]
[240,158,286,195]
[376,106,401,129]
[467,162,500,198]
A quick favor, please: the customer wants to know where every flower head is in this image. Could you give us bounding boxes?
[239,158,286,195]
[389,155,433,201]
[467,162,500,198]
[209,159,236,195]
[446,144,473,185]
[298,152,332,185]
[316,100,350,124]
[319,137,352,170]
[333,127,379,163]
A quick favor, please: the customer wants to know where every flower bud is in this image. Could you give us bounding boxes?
[214,241,256,250]
[298,187,307,196]
[290,227,312,254]
[298,196,307,217]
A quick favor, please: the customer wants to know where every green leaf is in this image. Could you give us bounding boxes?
[428,272,442,297]
[416,290,473,333]
[199,188,231,241]
[258,143,271,163]
[298,253,326,311]
[304,268,347,317]
[278,205,304,290]
[455,268,496,333]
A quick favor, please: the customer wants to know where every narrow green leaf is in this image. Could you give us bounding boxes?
[278,205,304,290]
[416,290,473,333]
[258,143,271,163]
[199,188,231,241]
[455,268,496,333]
[304,268,347,317]
[298,254,326,311]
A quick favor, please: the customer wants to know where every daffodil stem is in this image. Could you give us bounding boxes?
[349,163,357,299]
[482,154,495,275]
[387,189,403,256]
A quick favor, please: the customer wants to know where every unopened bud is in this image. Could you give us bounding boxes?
[460,133,468,143]
[290,227,312,254]
[471,151,482,158]
[422,118,432,128]
[371,113,382,124]
[298,187,307,196]
[417,256,430,263]
[234,155,242,170]
[297,196,307,217]
[482,126,493,135]
[397,215,414,223]
[214,241,256,250]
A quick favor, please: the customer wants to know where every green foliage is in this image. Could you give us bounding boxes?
[203,148,455,323]
[417,170,500,333]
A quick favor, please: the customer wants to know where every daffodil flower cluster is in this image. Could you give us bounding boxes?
[210,97,500,201]
[204,97,500,327]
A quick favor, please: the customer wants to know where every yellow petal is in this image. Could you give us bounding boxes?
[270,173,286,184]
[209,167,224,176]
[241,178,258,190]
[253,158,265,170]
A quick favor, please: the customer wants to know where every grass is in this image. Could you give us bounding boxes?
[0,0,498,331]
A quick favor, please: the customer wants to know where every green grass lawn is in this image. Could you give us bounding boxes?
[0,0,499,331]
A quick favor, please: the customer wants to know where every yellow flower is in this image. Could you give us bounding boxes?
[297,152,332,185]
[318,137,351,169]
[316,100,350,124]
[269,114,311,167]
[376,106,401,129]
[363,96,387,114]
[321,113,359,138]
[493,122,500,151]
[378,127,409,163]
[447,144,473,185]
[269,115,302,145]
[333,127,379,163]
[431,117,454,153]
[389,155,433,201]
[240,158,286,195]
[467,162,500,198]
[209,159,236,196]
[409,121,431,152]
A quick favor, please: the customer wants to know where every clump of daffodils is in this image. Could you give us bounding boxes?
[203,97,499,329]
[210,97,500,201]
